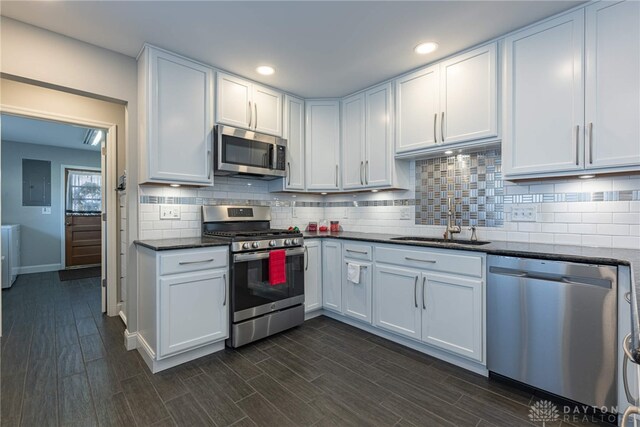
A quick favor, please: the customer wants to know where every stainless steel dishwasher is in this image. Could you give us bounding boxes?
[487,255,617,409]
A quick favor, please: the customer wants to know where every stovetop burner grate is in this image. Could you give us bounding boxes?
[203,229,300,239]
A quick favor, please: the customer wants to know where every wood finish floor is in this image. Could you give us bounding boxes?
[1,272,604,426]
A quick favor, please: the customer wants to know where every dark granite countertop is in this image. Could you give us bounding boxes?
[134,236,230,251]
[66,211,101,216]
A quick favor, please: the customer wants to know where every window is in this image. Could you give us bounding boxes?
[66,169,101,212]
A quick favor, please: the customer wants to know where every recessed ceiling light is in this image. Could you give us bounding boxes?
[256,66,275,76]
[578,174,595,179]
[321,192,327,195]
[371,190,379,193]
[414,42,439,55]
[169,184,180,187]
[444,150,453,155]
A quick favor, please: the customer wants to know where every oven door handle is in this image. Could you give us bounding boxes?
[233,247,305,263]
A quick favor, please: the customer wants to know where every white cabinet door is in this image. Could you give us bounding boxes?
[253,84,283,136]
[342,260,372,324]
[147,48,213,185]
[283,95,305,190]
[503,10,585,176]
[395,65,440,153]
[304,241,322,313]
[341,93,366,190]
[159,269,228,358]
[585,0,640,169]
[322,240,342,312]
[440,43,497,144]
[421,272,483,362]
[306,100,341,191]
[217,72,252,129]
[373,265,422,340]
[365,83,393,187]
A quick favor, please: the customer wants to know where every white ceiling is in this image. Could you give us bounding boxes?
[1,114,103,152]
[1,1,584,98]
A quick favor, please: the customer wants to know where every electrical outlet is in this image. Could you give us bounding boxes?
[343,208,349,219]
[400,208,412,220]
[292,206,297,218]
[160,205,181,220]
[42,207,51,215]
[512,206,537,222]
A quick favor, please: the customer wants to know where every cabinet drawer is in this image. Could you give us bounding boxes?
[343,242,373,261]
[160,247,228,275]
[376,246,482,277]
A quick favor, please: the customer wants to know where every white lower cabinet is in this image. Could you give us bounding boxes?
[136,245,229,372]
[304,240,322,313]
[373,265,422,340]
[421,273,483,362]
[342,256,373,324]
[372,245,485,363]
[159,269,228,357]
[322,240,342,312]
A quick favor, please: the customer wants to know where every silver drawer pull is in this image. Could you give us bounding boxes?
[344,262,367,269]
[626,292,632,304]
[346,249,368,255]
[179,258,214,265]
[405,257,436,263]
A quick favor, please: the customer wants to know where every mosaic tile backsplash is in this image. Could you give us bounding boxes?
[415,149,504,227]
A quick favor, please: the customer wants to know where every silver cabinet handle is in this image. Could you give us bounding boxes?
[433,113,438,144]
[223,273,227,306]
[575,125,580,166]
[626,292,632,304]
[622,405,640,426]
[207,149,212,180]
[248,101,253,128]
[287,162,291,186]
[304,246,309,271]
[254,103,258,129]
[441,111,445,143]
[414,276,418,308]
[360,161,364,185]
[405,257,436,263]
[178,258,214,265]
[422,277,426,309]
[588,122,593,164]
[365,160,369,185]
[335,164,339,188]
[346,249,368,255]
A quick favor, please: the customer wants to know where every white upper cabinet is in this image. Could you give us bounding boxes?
[585,0,640,169]
[139,46,214,186]
[216,72,283,136]
[341,93,366,190]
[306,100,341,191]
[439,43,497,144]
[365,83,394,187]
[503,10,585,176]
[395,65,440,153]
[283,95,305,190]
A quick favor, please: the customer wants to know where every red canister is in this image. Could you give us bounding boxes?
[330,221,340,232]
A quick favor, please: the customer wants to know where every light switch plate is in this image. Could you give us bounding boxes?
[512,206,537,222]
[160,205,181,220]
[42,207,51,215]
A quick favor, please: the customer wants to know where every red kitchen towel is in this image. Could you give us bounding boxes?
[269,250,286,286]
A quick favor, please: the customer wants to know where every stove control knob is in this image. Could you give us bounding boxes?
[252,242,260,249]
[284,239,292,246]
[242,242,250,250]
[269,240,276,247]
[292,238,300,245]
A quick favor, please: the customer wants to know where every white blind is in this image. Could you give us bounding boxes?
[66,170,101,212]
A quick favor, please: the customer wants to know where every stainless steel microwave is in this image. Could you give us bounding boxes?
[214,125,286,180]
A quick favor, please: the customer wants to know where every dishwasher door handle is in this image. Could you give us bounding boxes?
[489,266,612,289]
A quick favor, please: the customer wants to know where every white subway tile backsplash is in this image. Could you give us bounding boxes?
[567,223,598,234]
[596,223,630,236]
[581,212,612,223]
[555,212,582,223]
[613,213,640,225]
[529,233,555,244]
[554,234,582,246]
[613,236,640,249]
[597,201,630,213]
[582,235,612,248]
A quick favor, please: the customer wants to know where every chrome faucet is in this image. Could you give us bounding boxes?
[445,198,461,240]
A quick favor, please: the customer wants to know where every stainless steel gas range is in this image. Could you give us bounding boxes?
[202,205,305,347]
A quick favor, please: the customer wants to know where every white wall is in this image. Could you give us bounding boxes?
[1,141,101,269]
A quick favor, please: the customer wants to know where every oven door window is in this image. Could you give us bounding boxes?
[232,253,304,313]
[222,135,272,168]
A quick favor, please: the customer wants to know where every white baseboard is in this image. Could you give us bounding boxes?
[124,329,138,351]
[137,333,224,373]
[16,263,62,275]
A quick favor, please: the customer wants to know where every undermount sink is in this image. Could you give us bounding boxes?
[390,236,491,246]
